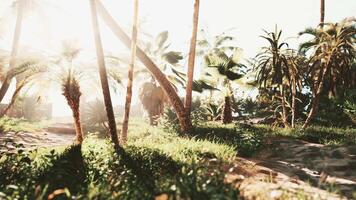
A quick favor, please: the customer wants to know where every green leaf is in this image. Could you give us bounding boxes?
[156,31,169,49]
[161,51,183,65]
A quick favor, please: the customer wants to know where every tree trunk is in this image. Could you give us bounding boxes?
[320,0,325,27]
[89,0,119,145]
[72,106,84,144]
[121,0,139,144]
[302,65,329,129]
[291,80,297,128]
[96,0,192,133]
[222,96,233,124]
[0,79,27,117]
[0,0,24,103]
[185,0,200,117]
[280,84,289,127]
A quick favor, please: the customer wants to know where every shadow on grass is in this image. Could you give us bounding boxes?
[112,145,238,199]
[189,123,264,157]
[37,144,87,199]
[112,145,181,199]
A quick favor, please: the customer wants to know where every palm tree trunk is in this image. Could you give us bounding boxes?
[0,79,26,117]
[96,0,192,133]
[320,0,325,27]
[89,0,119,145]
[0,0,24,103]
[222,96,232,124]
[72,106,83,144]
[280,84,289,127]
[121,0,139,144]
[185,0,200,117]
[302,65,329,129]
[291,81,297,128]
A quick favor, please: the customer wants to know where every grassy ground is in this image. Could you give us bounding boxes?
[0,119,243,199]
[0,116,49,133]
[1,117,355,199]
[255,124,356,145]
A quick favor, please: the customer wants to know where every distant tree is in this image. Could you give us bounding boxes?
[203,48,245,124]
[0,0,24,103]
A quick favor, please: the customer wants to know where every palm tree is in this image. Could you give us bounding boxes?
[121,0,139,144]
[254,28,291,127]
[0,60,45,117]
[89,0,119,145]
[61,70,83,144]
[95,0,192,133]
[284,50,305,128]
[185,0,200,117]
[300,19,356,129]
[203,48,245,124]
[0,0,24,103]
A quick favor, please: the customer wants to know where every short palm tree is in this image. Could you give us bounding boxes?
[61,70,83,144]
[255,28,293,127]
[203,48,245,124]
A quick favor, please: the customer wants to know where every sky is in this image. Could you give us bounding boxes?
[0,0,355,116]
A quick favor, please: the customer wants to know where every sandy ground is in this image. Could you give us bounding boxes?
[226,137,356,199]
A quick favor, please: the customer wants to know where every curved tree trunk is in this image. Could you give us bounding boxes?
[302,65,329,129]
[89,0,119,145]
[121,0,139,144]
[0,79,27,117]
[96,0,192,133]
[185,0,200,117]
[0,0,24,103]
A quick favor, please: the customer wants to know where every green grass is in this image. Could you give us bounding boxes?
[0,116,49,133]
[1,116,354,199]
[255,124,356,145]
[0,119,240,199]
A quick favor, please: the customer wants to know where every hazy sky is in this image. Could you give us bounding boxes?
[0,0,355,116]
[1,0,355,58]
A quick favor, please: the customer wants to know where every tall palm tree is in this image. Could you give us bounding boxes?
[0,0,24,103]
[89,0,119,145]
[121,0,139,144]
[185,0,200,117]
[95,0,192,133]
[300,19,356,129]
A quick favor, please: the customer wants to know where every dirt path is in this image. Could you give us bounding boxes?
[0,123,76,152]
[226,137,356,199]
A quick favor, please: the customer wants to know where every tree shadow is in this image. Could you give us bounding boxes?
[112,145,181,199]
[36,144,87,199]
[189,123,264,157]
[253,137,356,198]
